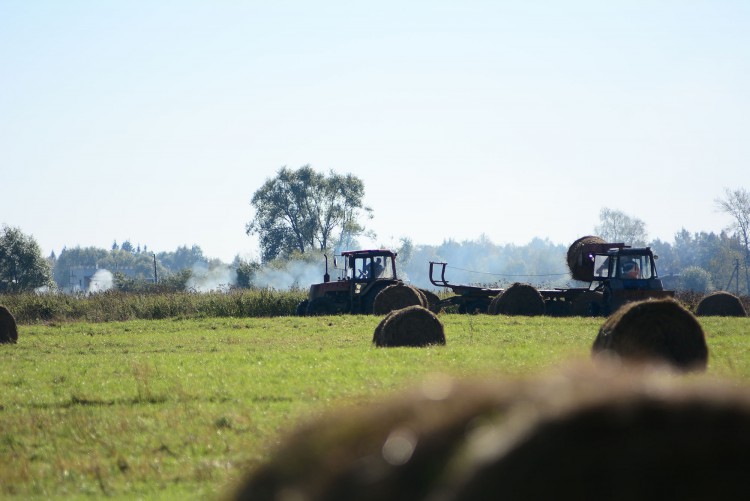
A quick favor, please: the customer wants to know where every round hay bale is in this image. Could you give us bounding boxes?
[488,283,545,316]
[373,309,399,345]
[567,235,606,282]
[592,298,708,372]
[373,305,445,348]
[228,366,750,501]
[373,284,426,315]
[696,291,747,317]
[452,369,750,500]
[0,305,18,344]
[417,288,442,313]
[487,292,501,314]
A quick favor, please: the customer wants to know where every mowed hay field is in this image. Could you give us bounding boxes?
[1,314,750,499]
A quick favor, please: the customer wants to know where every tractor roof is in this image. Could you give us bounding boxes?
[340,249,396,258]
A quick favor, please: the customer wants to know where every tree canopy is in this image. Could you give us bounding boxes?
[594,208,648,246]
[246,165,373,261]
[716,187,750,295]
[0,225,53,292]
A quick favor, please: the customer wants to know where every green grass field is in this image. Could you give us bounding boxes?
[2,314,749,499]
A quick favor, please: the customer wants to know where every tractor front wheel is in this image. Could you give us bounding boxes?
[306,297,338,316]
[295,300,309,316]
[572,291,604,317]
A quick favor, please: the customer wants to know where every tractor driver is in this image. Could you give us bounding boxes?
[622,261,641,279]
[369,257,384,279]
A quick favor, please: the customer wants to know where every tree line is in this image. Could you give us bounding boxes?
[1,166,749,296]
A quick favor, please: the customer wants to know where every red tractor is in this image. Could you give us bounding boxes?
[297,249,402,315]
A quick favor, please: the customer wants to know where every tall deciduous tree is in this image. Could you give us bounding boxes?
[246,165,373,261]
[594,208,648,246]
[0,225,53,292]
[715,187,750,295]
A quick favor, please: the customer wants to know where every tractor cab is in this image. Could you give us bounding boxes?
[341,249,397,282]
[591,246,672,313]
[592,249,657,281]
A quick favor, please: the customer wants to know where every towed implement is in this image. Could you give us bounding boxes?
[429,236,674,316]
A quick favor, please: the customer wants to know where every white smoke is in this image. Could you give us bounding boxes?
[89,269,114,293]
[253,260,328,290]
[187,262,237,292]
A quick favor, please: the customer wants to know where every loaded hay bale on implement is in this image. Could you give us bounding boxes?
[429,236,674,316]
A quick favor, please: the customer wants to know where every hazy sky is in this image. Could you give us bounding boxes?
[2,1,749,262]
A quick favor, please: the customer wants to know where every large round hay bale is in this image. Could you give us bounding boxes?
[0,305,18,344]
[592,298,708,372]
[373,284,426,315]
[373,305,445,347]
[417,288,442,313]
[696,291,747,317]
[452,368,750,500]
[488,283,545,316]
[567,235,606,282]
[373,309,398,344]
[227,366,750,501]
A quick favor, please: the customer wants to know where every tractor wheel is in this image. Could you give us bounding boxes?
[295,300,309,316]
[545,299,573,317]
[572,291,604,317]
[458,300,486,314]
[306,297,337,316]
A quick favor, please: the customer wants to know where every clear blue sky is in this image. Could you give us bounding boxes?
[2,1,749,262]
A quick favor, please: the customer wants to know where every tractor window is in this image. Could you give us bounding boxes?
[379,256,395,279]
[350,255,394,281]
[617,255,654,280]
[593,255,610,279]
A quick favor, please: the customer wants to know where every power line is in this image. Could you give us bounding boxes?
[445,265,570,278]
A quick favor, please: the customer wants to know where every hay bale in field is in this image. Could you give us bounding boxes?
[488,282,545,316]
[696,291,747,317]
[567,235,606,282]
[0,305,18,344]
[373,284,426,315]
[373,305,445,348]
[592,298,708,372]
[227,366,750,501]
[417,288,443,313]
[373,309,398,344]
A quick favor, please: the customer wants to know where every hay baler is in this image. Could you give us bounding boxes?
[429,238,673,316]
[297,249,402,315]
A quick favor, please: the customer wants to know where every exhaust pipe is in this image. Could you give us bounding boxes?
[324,255,330,283]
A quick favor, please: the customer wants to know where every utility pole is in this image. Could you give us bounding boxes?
[153,253,158,284]
[726,259,740,296]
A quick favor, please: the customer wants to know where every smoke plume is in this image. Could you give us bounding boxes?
[89,269,114,293]
[187,262,237,292]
